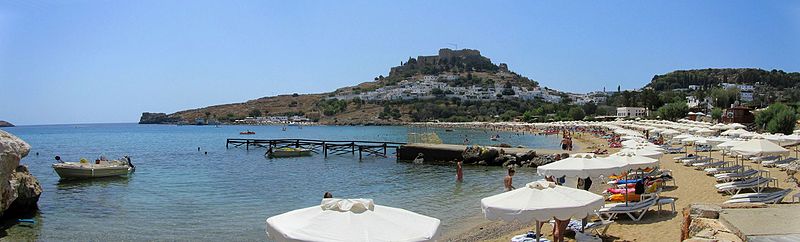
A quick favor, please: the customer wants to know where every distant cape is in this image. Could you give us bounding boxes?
[0,121,14,127]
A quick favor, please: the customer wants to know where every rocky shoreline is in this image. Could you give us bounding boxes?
[0,130,42,219]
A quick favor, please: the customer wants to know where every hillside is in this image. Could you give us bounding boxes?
[0,121,13,127]
[646,68,800,91]
[139,49,548,125]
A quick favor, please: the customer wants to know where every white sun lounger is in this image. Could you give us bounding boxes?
[598,195,658,221]
[723,189,792,204]
[763,158,797,168]
[716,177,772,195]
[705,165,743,175]
[683,157,712,166]
[750,156,780,164]
[714,169,758,182]
[693,160,725,169]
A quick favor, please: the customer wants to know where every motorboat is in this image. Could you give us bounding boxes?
[52,156,134,179]
[240,130,256,135]
[490,134,500,141]
[266,148,312,158]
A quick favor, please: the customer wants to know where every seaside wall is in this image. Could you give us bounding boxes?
[0,130,42,217]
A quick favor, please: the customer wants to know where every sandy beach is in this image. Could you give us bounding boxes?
[442,128,799,242]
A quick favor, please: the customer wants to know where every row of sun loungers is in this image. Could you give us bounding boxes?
[762,157,797,168]
[714,169,759,182]
[598,194,659,221]
[715,176,773,195]
[723,189,792,204]
[704,164,743,175]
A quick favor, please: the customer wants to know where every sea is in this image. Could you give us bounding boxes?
[0,123,562,241]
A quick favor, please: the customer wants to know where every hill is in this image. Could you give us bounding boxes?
[646,68,800,91]
[0,121,13,127]
[139,49,551,125]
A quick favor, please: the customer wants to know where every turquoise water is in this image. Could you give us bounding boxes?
[1,124,561,241]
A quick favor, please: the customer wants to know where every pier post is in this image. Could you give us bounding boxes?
[246,140,249,150]
[226,139,229,149]
[351,142,355,155]
[295,139,300,148]
[383,143,387,157]
[358,146,362,160]
[323,142,327,158]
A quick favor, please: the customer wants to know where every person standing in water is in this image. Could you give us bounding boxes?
[504,168,515,191]
[456,160,463,182]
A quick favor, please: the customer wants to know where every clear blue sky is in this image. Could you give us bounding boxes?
[1,1,799,125]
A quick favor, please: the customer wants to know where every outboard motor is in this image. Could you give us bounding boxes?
[125,156,135,172]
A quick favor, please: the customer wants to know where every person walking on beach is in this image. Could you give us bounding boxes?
[456,160,464,182]
[504,168,515,191]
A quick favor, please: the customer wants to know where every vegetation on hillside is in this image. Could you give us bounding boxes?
[647,68,800,91]
[755,103,798,134]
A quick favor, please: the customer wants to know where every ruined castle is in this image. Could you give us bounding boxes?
[390,48,506,76]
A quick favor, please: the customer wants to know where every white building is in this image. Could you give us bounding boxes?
[740,92,754,102]
[687,96,713,109]
[617,107,649,118]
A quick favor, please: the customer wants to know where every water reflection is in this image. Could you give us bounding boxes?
[55,176,130,190]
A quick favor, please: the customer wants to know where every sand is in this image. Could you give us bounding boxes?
[444,131,800,242]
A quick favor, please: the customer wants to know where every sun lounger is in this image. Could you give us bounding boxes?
[714,169,758,182]
[693,160,725,169]
[664,147,684,154]
[763,157,797,168]
[716,176,772,195]
[750,156,780,164]
[683,157,712,166]
[598,195,658,221]
[674,155,701,162]
[723,189,792,204]
[705,165,743,175]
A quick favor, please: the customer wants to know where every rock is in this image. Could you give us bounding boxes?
[0,130,42,217]
[479,148,500,163]
[138,112,183,124]
[516,150,537,162]
[688,204,722,219]
[0,121,13,127]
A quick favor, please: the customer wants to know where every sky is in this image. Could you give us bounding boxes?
[1,1,799,125]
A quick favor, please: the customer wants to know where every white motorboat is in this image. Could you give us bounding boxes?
[52,156,134,179]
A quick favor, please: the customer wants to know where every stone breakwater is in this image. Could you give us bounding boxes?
[0,130,42,217]
[398,143,566,167]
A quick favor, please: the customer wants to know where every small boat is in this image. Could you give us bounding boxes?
[240,130,256,135]
[490,134,500,141]
[445,129,454,132]
[266,148,312,158]
[52,156,134,179]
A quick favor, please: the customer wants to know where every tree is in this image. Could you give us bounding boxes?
[711,108,723,121]
[568,107,586,120]
[709,87,740,108]
[582,102,598,115]
[248,109,262,117]
[658,102,689,121]
[756,103,798,134]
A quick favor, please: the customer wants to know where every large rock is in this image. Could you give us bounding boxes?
[0,130,42,217]
[138,112,183,124]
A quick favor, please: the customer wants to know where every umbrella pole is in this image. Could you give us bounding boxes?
[535,220,541,242]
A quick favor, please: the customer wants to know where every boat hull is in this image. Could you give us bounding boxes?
[268,150,312,158]
[53,165,131,179]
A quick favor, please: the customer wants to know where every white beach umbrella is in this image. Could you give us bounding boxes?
[266,198,441,242]
[661,129,680,137]
[609,153,659,169]
[619,148,664,160]
[537,155,627,178]
[481,180,604,242]
[695,128,716,135]
[730,139,790,157]
[728,123,747,129]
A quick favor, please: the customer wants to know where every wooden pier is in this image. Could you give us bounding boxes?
[225,138,406,159]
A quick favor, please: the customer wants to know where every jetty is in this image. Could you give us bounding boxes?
[226,138,406,159]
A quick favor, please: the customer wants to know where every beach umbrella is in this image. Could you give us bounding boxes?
[537,154,628,178]
[695,128,716,136]
[481,180,604,242]
[266,198,441,242]
[609,152,659,170]
[619,148,664,160]
[728,123,747,129]
[730,139,790,157]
